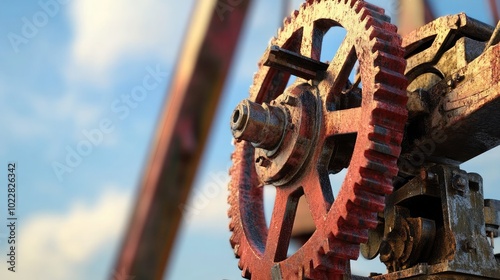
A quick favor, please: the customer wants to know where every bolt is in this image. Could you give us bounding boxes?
[281,95,297,106]
[256,156,271,168]
[464,240,477,253]
[447,73,464,89]
[452,174,467,194]
[420,169,438,184]
[453,73,464,83]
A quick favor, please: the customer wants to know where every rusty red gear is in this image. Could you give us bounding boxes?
[228,0,408,279]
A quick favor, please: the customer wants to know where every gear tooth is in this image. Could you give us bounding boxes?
[364,16,398,33]
[241,264,251,279]
[361,1,386,14]
[373,83,408,106]
[376,13,392,23]
[366,143,401,161]
[304,254,319,274]
[352,185,386,212]
[269,36,278,46]
[343,200,379,228]
[353,0,366,12]
[337,217,369,243]
[371,38,405,57]
[358,7,373,21]
[227,193,233,205]
[368,25,400,44]
[309,260,330,280]
[311,253,322,270]
[277,26,284,35]
[369,124,405,146]
[372,103,408,132]
[230,230,240,246]
[328,256,349,274]
[283,16,292,25]
[304,260,321,279]
[233,243,241,257]
[358,5,393,24]
[320,239,329,254]
[363,156,399,177]
[373,68,407,94]
[359,171,394,195]
[345,0,356,8]
[325,237,360,260]
[369,141,402,158]
[376,50,406,71]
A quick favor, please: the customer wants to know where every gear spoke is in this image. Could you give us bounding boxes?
[325,107,362,136]
[265,187,301,262]
[301,24,323,60]
[318,36,356,99]
[303,168,334,227]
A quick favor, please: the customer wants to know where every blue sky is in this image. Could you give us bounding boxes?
[0,0,499,280]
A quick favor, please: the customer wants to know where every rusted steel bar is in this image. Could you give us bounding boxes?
[398,0,435,36]
[113,1,252,279]
[422,0,435,24]
[490,0,500,24]
[486,19,500,49]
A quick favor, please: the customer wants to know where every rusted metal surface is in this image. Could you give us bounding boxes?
[372,166,500,279]
[113,1,252,279]
[362,12,500,280]
[398,13,497,176]
[228,0,408,278]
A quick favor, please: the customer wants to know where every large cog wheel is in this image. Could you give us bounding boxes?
[228,0,408,279]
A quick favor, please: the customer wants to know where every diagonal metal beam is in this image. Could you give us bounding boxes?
[490,0,500,24]
[113,1,252,279]
[398,0,435,36]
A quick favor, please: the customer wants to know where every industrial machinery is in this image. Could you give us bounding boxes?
[228,0,500,278]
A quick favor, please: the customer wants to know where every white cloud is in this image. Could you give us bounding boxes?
[67,0,194,85]
[0,187,132,280]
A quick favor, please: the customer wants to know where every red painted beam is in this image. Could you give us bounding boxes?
[113,1,252,279]
[490,0,500,24]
